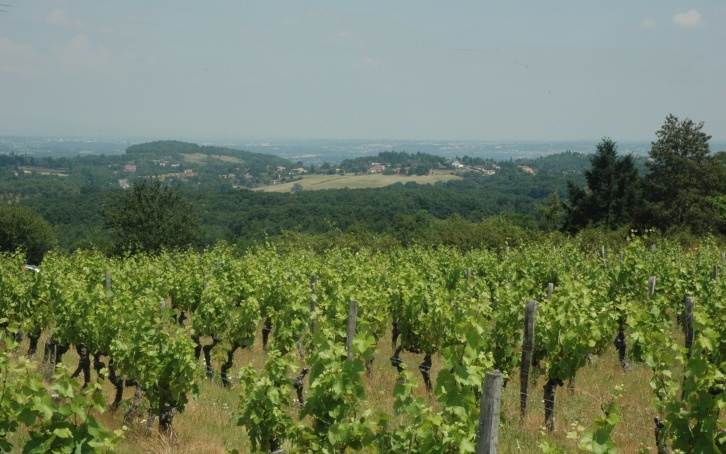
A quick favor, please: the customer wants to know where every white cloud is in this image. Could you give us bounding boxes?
[354,56,380,70]
[0,38,46,77]
[673,9,705,28]
[48,8,114,33]
[52,35,113,76]
[641,18,657,29]
[48,9,77,28]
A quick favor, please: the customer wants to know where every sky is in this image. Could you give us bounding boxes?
[1,1,725,142]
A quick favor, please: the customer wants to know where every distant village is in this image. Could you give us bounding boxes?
[10,153,537,191]
[111,159,536,189]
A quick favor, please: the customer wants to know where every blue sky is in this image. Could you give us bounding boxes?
[1,1,724,141]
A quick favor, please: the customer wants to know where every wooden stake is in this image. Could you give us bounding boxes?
[310,274,317,334]
[477,370,503,454]
[520,300,537,418]
[648,276,656,297]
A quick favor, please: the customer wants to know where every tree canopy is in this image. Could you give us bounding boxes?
[563,138,640,232]
[104,179,201,255]
[0,204,56,264]
[641,115,723,234]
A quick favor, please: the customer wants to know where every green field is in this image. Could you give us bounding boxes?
[256,171,463,192]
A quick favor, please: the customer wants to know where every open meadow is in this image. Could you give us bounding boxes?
[255,171,463,192]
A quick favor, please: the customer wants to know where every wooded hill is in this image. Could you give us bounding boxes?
[0,140,599,251]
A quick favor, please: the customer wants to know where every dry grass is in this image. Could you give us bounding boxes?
[256,171,462,192]
[499,350,658,453]
[12,325,664,453]
[181,153,243,165]
[181,153,208,164]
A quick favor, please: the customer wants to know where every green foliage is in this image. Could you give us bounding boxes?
[426,215,532,251]
[237,351,296,452]
[642,114,723,234]
[7,228,726,451]
[296,332,383,453]
[110,301,198,418]
[578,401,620,453]
[564,138,640,232]
[537,192,564,232]
[0,334,123,453]
[104,178,201,255]
[0,204,56,264]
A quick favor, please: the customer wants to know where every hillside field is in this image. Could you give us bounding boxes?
[255,170,463,192]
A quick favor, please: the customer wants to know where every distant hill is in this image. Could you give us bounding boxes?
[126,140,293,167]
[123,140,296,188]
[339,150,451,175]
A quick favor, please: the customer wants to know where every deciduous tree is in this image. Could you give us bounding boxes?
[0,204,56,264]
[105,179,201,255]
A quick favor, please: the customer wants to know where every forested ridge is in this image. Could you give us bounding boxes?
[2,115,726,256]
[0,140,594,252]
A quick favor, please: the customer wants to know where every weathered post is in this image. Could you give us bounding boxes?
[477,370,503,454]
[648,276,656,297]
[520,300,537,418]
[682,295,695,402]
[310,274,317,334]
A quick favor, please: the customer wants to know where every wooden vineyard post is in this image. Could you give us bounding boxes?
[477,370,503,454]
[105,271,112,291]
[310,274,317,334]
[347,299,358,361]
[648,276,656,297]
[682,295,695,404]
[713,266,718,281]
[520,299,537,418]
[547,283,554,301]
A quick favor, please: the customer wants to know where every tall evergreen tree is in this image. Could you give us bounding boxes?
[563,138,640,232]
[641,115,722,234]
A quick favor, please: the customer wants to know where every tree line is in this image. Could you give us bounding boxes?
[1,114,724,262]
[562,115,726,236]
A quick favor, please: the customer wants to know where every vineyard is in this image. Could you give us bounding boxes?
[2,235,726,453]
